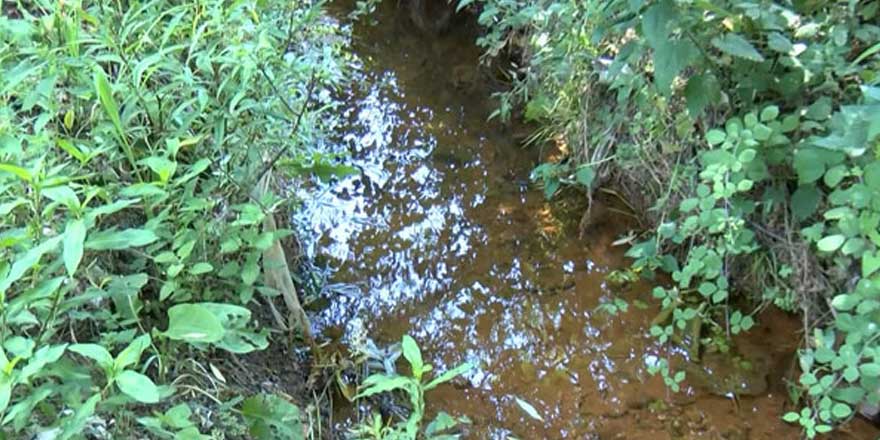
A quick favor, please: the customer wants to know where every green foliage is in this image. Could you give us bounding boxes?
[0,0,349,436]
[349,335,472,440]
[472,0,880,436]
[530,162,595,199]
[634,91,880,437]
[138,403,210,439]
[241,393,304,440]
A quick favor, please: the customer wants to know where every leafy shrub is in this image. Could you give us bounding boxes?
[349,335,472,440]
[0,0,349,436]
[469,0,880,435]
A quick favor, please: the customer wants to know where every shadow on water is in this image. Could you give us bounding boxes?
[295,1,880,438]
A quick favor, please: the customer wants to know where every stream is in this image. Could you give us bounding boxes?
[297,1,880,438]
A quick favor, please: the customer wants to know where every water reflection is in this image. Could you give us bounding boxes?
[295,9,655,433]
[293,1,826,438]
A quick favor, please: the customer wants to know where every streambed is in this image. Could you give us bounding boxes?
[297,2,879,438]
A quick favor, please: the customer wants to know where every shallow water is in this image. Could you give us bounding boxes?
[299,2,880,438]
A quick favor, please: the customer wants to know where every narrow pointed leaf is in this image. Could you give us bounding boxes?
[63,219,86,276]
[514,397,544,422]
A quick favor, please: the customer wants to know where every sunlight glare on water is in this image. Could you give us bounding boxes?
[291,1,850,438]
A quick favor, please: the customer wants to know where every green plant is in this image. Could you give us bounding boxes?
[0,0,351,436]
[471,0,880,436]
[629,94,880,436]
[240,393,305,440]
[530,161,596,199]
[349,335,472,440]
[137,403,210,439]
[69,334,164,404]
[633,104,786,352]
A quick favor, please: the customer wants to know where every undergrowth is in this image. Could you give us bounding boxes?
[468,0,880,436]
[0,0,353,437]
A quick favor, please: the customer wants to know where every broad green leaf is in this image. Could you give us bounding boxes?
[85,199,139,222]
[794,149,827,184]
[805,97,833,121]
[401,335,424,379]
[859,363,880,377]
[0,378,10,415]
[175,158,211,185]
[85,228,158,250]
[2,383,52,428]
[782,411,800,423]
[108,273,148,320]
[69,344,113,371]
[824,165,848,188]
[685,74,719,116]
[140,156,177,183]
[163,304,224,344]
[114,334,152,371]
[120,183,167,198]
[199,303,267,354]
[115,370,160,403]
[791,185,820,220]
[240,394,303,440]
[711,33,764,62]
[425,362,473,391]
[832,386,866,404]
[188,262,213,275]
[241,254,260,286]
[753,124,772,141]
[355,374,412,398]
[760,105,780,122]
[426,412,458,436]
[767,33,793,53]
[698,282,717,296]
[56,138,85,163]
[706,129,726,146]
[0,163,32,182]
[158,403,193,429]
[841,237,865,255]
[831,403,852,419]
[864,162,880,191]
[63,219,86,276]
[20,344,67,381]
[863,251,880,277]
[0,235,62,294]
[832,294,860,311]
[711,289,727,303]
[0,199,26,216]
[641,0,677,44]
[58,394,101,440]
[575,166,594,188]
[93,66,124,140]
[738,149,757,163]
[653,39,698,93]
[817,235,845,252]
[42,185,80,210]
[174,427,209,440]
[514,396,544,422]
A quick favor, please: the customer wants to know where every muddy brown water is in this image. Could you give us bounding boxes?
[298,2,880,438]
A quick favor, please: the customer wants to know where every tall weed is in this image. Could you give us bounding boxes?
[0,0,350,436]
